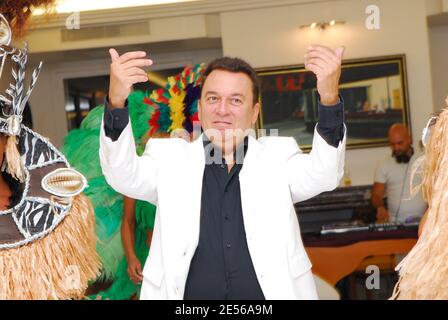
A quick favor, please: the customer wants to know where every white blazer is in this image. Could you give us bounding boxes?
[99,119,346,300]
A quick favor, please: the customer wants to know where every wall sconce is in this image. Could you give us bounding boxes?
[300,20,345,30]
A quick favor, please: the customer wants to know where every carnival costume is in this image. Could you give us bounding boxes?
[0,14,101,300]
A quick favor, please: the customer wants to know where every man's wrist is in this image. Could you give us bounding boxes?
[108,95,126,109]
[320,93,340,106]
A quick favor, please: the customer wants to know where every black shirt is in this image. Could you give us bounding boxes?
[102,96,345,299]
[183,135,266,299]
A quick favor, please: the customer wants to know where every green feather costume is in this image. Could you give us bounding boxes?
[61,63,204,299]
[62,92,156,299]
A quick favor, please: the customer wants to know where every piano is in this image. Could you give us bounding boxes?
[294,185,419,246]
[295,185,376,235]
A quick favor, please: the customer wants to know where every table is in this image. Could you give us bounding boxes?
[303,228,418,286]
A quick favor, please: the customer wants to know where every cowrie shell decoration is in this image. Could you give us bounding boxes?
[42,168,87,198]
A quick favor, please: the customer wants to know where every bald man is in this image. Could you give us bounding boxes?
[371,124,427,223]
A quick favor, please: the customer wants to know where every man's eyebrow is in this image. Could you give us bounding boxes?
[204,91,219,96]
[203,91,245,98]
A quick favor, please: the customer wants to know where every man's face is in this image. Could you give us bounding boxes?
[388,131,411,156]
[198,70,260,151]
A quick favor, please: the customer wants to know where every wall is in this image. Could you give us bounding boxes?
[428,24,448,110]
[220,0,435,185]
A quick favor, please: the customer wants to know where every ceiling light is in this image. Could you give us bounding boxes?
[300,20,345,31]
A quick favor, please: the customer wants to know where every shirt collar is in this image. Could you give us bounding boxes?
[202,134,249,165]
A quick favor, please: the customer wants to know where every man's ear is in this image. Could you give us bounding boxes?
[251,102,260,125]
[407,135,413,145]
[198,99,202,122]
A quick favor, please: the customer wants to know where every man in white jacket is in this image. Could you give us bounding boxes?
[99,45,346,300]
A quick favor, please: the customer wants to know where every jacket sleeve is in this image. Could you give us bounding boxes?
[287,126,346,203]
[99,116,158,204]
[315,97,344,148]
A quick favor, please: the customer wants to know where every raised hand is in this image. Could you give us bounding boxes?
[108,48,153,108]
[305,45,344,106]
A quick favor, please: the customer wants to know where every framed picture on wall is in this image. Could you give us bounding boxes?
[256,55,410,150]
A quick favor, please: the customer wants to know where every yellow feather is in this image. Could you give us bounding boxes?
[168,91,186,132]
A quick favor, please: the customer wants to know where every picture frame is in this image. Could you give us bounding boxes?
[256,55,411,150]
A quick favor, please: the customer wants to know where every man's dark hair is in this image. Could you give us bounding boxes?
[201,57,260,105]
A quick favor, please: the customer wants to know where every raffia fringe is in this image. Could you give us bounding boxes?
[0,194,102,299]
[390,212,448,300]
[5,135,25,182]
[391,106,448,300]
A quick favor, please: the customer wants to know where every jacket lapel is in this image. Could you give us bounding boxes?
[187,135,206,250]
[173,136,205,299]
[239,135,262,236]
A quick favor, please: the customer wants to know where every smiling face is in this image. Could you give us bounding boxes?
[198,69,260,153]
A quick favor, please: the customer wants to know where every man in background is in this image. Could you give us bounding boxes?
[371,123,427,223]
